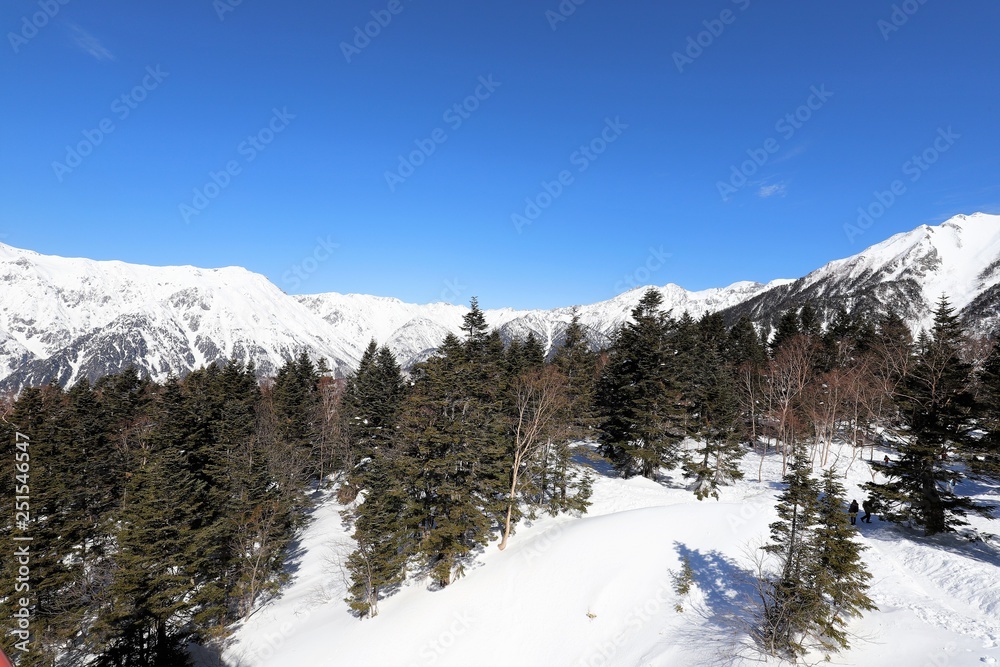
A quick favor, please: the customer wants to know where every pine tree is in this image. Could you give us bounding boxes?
[544,311,600,511]
[461,296,490,354]
[184,361,265,633]
[342,340,406,479]
[770,308,802,354]
[975,337,1000,478]
[821,306,859,371]
[798,303,822,339]
[272,352,322,478]
[396,329,507,587]
[682,315,745,499]
[811,469,876,653]
[759,448,821,659]
[95,379,202,666]
[595,289,683,478]
[521,333,546,368]
[671,311,702,438]
[0,385,90,665]
[866,297,991,534]
[227,369,298,620]
[553,310,598,438]
[726,315,767,369]
[754,459,877,660]
[345,449,413,618]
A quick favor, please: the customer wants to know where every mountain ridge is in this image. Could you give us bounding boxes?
[2,212,998,391]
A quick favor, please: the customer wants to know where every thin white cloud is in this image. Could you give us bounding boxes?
[70,24,114,61]
[771,143,809,165]
[758,182,788,198]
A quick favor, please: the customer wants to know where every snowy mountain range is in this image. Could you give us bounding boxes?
[2,212,998,392]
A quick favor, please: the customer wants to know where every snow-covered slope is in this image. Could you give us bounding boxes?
[0,244,363,388]
[216,445,1000,667]
[2,212,999,391]
[721,212,1000,334]
[0,248,786,390]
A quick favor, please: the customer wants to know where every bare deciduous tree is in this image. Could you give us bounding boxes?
[766,336,816,475]
[498,366,568,551]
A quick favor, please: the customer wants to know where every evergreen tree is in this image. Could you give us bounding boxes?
[95,380,202,666]
[345,449,413,618]
[521,332,547,369]
[461,296,490,354]
[396,331,507,587]
[185,361,265,632]
[342,340,406,477]
[671,311,702,437]
[682,315,745,499]
[975,337,1000,478]
[544,311,600,512]
[272,352,322,479]
[595,289,683,478]
[811,469,876,653]
[821,306,858,371]
[798,303,822,339]
[759,448,821,659]
[770,308,802,354]
[726,315,767,369]
[0,385,91,665]
[505,333,545,377]
[866,297,992,534]
[553,311,599,438]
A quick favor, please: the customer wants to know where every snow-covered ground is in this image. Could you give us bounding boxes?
[215,444,1000,666]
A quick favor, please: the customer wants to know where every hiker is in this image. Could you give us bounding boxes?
[884,455,890,465]
[849,499,859,525]
[862,498,873,524]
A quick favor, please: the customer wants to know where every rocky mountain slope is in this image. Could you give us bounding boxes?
[1,212,997,391]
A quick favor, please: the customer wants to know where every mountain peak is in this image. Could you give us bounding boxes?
[2,213,998,391]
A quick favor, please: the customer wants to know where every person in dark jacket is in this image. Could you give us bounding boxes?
[849,499,859,525]
[861,498,873,523]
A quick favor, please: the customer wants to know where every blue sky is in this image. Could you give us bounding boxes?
[2,1,999,310]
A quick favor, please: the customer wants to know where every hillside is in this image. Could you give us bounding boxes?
[2,213,999,392]
[217,445,1000,667]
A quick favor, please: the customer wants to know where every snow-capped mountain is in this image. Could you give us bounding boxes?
[719,212,1000,334]
[1,212,998,392]
[0,248,363,389]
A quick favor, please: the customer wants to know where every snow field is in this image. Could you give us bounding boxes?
[220,441,999,666]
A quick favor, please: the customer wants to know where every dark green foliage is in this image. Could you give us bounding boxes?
[976,338,1000,478]
[272,351,322,478]
[506,332,546,374]
[726,315,767,369]
[94,379,205,666]
[553,310,599,440]
[821,306,858,371]
[397,331,508,586]
[545,312,600,512]
[811,470,876,652]
[595,289,685,478]
[341,340,406,476]
[345,450,413,618]
[342,343,411,616]
[0,384,93,665]
[682,314,745,499]
[866,297,992,534]
[966,339,1000,480]
[798,304,821,339]
[757,452,875,659]
[345,300,594,599]
[770,308,802,354]
[0,362,305,664]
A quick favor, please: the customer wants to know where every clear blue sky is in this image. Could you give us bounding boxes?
[2,1,999,309]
